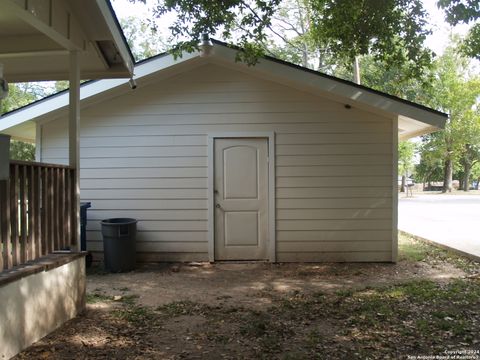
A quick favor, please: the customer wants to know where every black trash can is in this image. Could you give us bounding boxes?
[101,218,137,272]
[80,202,92,267]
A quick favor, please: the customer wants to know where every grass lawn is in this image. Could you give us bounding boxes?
[15,233,480,360]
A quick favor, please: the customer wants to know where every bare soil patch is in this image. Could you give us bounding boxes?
[84,257,465,310]
[14,234,480,360]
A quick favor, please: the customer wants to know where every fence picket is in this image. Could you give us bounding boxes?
[41,167,48,256]
[10,164,19,266]
[59,168,65,249]
[70,169,77,249]
[65,170,71,249]
[47,168,54,254]
[0,180,3,270]
[1,162,76,271]
[19,165,27,263]
[28,166,35,261]
[0,180,9,269]
[35,167,41,257]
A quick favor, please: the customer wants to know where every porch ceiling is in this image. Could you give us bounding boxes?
[0,0,134,82]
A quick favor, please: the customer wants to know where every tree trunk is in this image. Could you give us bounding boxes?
[463,162,471,192]
[302,43,308,68]
[297,0,309,69]
[442,158,453,193]
[353,56,361,84]
[400,175,406,192]
[476,177,480,190]
[424,170,433,191]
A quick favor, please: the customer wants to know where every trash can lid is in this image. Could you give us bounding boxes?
[101,218,137,225]
[80,202,91,209]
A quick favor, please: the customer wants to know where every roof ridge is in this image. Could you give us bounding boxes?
[0,39,447,121]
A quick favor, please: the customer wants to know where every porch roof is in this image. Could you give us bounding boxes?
[0,0,134,82]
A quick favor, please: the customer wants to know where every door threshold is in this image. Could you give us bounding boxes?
[213,260,270,264]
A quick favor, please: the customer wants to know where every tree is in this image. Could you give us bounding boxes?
[148,0,280,64]
[333,54,434,105]
[398,140,416,192]
[415,140,444,190]
[144,0,433,77]
[308,0,433,79]
[438,0,480,59]
[0,83,46,160]
[0,82,46,114]
[54,81,69,93]
[265,0,336,72]
[120,16,169,61]
[471,162,480,190]
[457,110,480,191]
[9,140,35,161]
[419,41,480,192]
[270,0,315,69]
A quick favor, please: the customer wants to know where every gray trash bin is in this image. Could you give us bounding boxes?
[101,218,137,272]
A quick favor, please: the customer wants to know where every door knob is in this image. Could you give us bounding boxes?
[215,204,221,209]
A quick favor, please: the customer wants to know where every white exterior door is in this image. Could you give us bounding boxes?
[214,138,268,260]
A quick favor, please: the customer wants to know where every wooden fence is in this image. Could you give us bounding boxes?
[0,161,77,271]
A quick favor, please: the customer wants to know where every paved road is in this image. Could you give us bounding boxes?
[398,194,480,259]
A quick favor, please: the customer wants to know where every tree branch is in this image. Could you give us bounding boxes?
[238,0,306,56]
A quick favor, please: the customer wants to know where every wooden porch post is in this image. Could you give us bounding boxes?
[69,51,80,252]
[0,135,10,180]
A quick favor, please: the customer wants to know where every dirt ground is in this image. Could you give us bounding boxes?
[85,257,464,310]
[14,234,480,360]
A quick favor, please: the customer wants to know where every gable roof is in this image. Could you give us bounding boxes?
[0,40,447,141]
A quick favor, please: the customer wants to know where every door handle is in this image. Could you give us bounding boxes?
[215,204,222,209]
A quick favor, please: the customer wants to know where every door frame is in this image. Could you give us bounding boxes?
[207,132,276,262]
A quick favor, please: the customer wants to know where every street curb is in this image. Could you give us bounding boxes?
[399,230,480,263]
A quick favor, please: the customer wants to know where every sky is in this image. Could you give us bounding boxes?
[111,0,474,57]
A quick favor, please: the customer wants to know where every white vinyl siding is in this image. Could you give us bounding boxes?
[40,63,393,262]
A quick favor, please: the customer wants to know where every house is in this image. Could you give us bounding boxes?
[0,40,447,264]
[0,0,134,358]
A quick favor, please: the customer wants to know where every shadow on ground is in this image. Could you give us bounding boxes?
[14,234,480,360]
